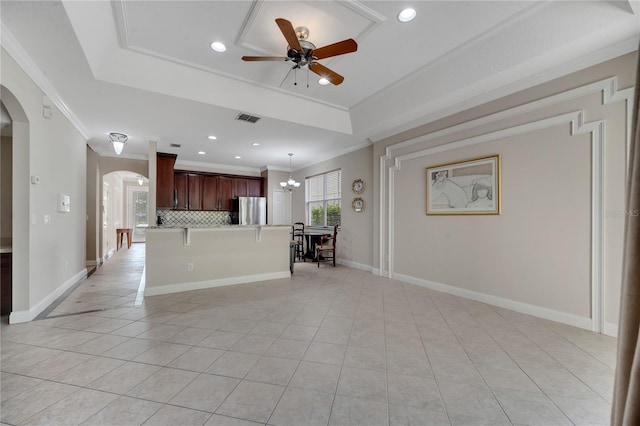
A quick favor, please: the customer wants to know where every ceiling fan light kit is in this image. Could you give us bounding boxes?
[241,18,357,86]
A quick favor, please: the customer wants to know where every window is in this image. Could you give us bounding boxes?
[306,169,341,226]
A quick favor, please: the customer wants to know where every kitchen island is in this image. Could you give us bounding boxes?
[145,225,291,296]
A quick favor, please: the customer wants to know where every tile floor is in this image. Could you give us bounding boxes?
[1,244,616,425]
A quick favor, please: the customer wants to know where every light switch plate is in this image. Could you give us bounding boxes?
[43,215,51,224]
[57,194,70,213]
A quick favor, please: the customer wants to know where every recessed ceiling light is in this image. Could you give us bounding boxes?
[234,155,241,159]
[318,78,330,86]
[252,142,260,146]
[210,41,226,52]
[398,8,416,22]
[208,135,217,140]
[198,151,206,155]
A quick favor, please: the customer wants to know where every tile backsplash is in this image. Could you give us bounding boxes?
[157,209,231,226]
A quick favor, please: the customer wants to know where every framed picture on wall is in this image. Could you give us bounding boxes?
[426,155,501,215]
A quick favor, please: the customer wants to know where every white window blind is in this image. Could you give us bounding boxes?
[306,169,341,226]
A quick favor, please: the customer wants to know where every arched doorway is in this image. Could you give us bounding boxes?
[101,171,149,260]
[0,86,30,321]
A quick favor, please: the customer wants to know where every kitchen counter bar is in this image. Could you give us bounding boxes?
[145,225,291,296]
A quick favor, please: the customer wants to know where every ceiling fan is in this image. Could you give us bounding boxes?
[241,18,357,86]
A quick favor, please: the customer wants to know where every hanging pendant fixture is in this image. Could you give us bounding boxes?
[109,132,128,155]
[280,153,301,192]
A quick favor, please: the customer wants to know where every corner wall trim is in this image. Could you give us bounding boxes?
[9,268,88,324]
[378,77,634,334]
[1,24,90,139]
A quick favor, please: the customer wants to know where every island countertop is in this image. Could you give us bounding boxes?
[146,224,290,230]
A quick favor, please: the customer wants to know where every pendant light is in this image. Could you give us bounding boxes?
[280,153,301,192]
[109,132,128,155]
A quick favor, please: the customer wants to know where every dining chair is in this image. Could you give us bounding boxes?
[316,224,338,267]
[293,222,305,262]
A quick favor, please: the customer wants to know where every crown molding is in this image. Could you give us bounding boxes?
[1,23,91,140]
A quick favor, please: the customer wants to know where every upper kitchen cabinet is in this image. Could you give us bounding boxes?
[156,153,177,208]
[174,172,202,211]
[218,177,234,210]
[174,172,187,210]
[202,176,233,211]
[234,178,264,198]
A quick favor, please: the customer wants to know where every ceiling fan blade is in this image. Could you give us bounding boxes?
[309,62,344,85]
[242,56,289,61]
[313,39,358,60]
[275,18,302,52]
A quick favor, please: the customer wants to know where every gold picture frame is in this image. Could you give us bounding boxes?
[426,155,501,215]
[352,179,365,194]
[352,197,365,212]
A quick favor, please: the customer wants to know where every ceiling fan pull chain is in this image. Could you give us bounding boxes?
[306,68,309,88]
[294,67,297,86]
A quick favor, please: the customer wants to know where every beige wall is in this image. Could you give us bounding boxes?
[2,47,87,322]
[374,51,637,334]
[1,136,12,239]
[294,146,374,270]
[99,156,148,177]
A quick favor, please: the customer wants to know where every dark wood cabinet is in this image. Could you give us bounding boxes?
[174,172,188,210]
[234,178,249,198]
[202,176,218,211]
[247,178,263,197]
[188,174,202,211]
[202,176,233,211]
[1,253,11,316]
[175,172,203,211]
[156,153,177,208]
[173,167,263,212]
[233,177,264,198]
[218,177,233,211]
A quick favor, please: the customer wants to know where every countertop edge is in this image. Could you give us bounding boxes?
[147,225,291,232]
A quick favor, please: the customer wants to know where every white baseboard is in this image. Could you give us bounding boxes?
[9,268,88,324]
[337,259,373,273]
[101,249,115,264]
[86,259,100,267]
[604,322,618,337]
[393,272,593,331]
[144,271,292,297]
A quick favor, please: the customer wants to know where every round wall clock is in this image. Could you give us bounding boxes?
[352,197,365,212]
[352,179,365,194]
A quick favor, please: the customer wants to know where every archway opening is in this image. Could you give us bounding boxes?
[101,171,149,260]
[1,85,30,322]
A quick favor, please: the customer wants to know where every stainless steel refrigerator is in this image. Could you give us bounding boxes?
[231,197,267,225]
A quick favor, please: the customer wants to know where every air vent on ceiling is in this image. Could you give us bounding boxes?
[236,113,261,123]
[170,143,181,148]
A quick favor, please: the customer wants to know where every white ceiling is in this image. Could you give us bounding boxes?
[1,0,639,171]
